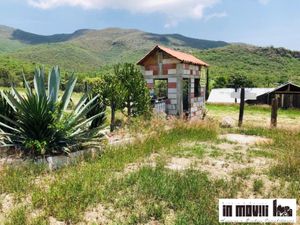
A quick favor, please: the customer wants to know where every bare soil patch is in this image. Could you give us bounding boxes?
[219,133,272,145]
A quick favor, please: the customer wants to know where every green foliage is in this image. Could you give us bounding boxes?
[154,80,168,98]
[1,39,300,90]
[4,207,27,225]
[115,63,151,117]
[0,66,105,156]
[213,76,227,88]
[195,45,300,87]
[90,63,151,131]
[253,179,264,193]
[89,73,126,131]
[227,73,256,88]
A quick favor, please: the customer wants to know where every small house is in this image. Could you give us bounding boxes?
[137,45,209,117]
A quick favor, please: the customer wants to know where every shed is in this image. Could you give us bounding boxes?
[256,82,300,108]
[137,45,209,117]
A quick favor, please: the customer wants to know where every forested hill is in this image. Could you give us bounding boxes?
[195,45,300,87]
[0,25,300,88]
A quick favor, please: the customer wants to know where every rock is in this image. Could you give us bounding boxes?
[220,116,235,128]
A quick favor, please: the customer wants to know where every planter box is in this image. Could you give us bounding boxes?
[36,148,100,170]
[0,148,101,171]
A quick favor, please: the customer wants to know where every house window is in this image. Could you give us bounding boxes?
[194,78,201,97]
[154,79,168,100]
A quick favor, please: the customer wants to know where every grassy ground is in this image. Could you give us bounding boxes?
[0,105,300,224]
[207,103,300,129]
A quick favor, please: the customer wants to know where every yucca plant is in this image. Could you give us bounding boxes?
[0,66,105,156]
[0,91,16,133]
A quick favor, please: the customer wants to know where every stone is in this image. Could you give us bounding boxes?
[220,116,235,128]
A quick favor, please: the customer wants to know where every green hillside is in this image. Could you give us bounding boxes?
[195,45,300,87]
[0,25,300,88]
[4,27,228,71]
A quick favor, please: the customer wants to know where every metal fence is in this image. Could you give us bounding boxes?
[153,100,166,114]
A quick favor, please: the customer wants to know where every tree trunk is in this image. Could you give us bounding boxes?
[110,103,116,132]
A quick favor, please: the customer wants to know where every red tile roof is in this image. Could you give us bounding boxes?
[137,45,209,67]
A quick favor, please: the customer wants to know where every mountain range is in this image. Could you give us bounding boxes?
[0,25,300,87]
[0,25,228,71]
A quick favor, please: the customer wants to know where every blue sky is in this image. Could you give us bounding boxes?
[0,0,299,50]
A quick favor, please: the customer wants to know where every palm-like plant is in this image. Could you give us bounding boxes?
[0,66,105,156]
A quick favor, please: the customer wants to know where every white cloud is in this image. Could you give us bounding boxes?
[28,0,221,27]
[258,0,271,5]
[204,11,227,21]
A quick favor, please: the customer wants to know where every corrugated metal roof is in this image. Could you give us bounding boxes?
[137,45,209,67]
[207,88,274,103]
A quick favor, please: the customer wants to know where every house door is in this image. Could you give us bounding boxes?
[183,78,189,112]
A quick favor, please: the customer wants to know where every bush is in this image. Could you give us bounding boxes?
[0,66,105,156]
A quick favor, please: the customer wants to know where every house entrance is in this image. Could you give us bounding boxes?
[183,78,189,112]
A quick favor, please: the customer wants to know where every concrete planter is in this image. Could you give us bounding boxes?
[36,148,100,170]
[0,148,101,171]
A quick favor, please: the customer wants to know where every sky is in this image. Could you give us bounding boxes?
[0,0,299,50]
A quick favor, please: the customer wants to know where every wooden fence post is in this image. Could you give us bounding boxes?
[238,87,245,127]
[271,98,278,128]
[205,68,209,101]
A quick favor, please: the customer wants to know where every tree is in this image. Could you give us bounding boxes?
[227,74,255,88]
[89,63,151,132]
[213,76,227,88]
[91,74,126,132]
[115,63,151,118]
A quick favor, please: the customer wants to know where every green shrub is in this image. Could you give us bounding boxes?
[0,66,105,156]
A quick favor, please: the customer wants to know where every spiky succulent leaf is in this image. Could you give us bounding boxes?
[34,67,46,99]
[22,72,32,97]
[59,74,77,119]
[48,66,60,106]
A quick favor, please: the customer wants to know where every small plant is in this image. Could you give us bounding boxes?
[0,66,105,156]
[4,206,27,225]
[253,179,264,193]
[146,203,163,220]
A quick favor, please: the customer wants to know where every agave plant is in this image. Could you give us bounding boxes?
[0,91,16,133]
[86,92,106,129]
[0,66,105,156]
